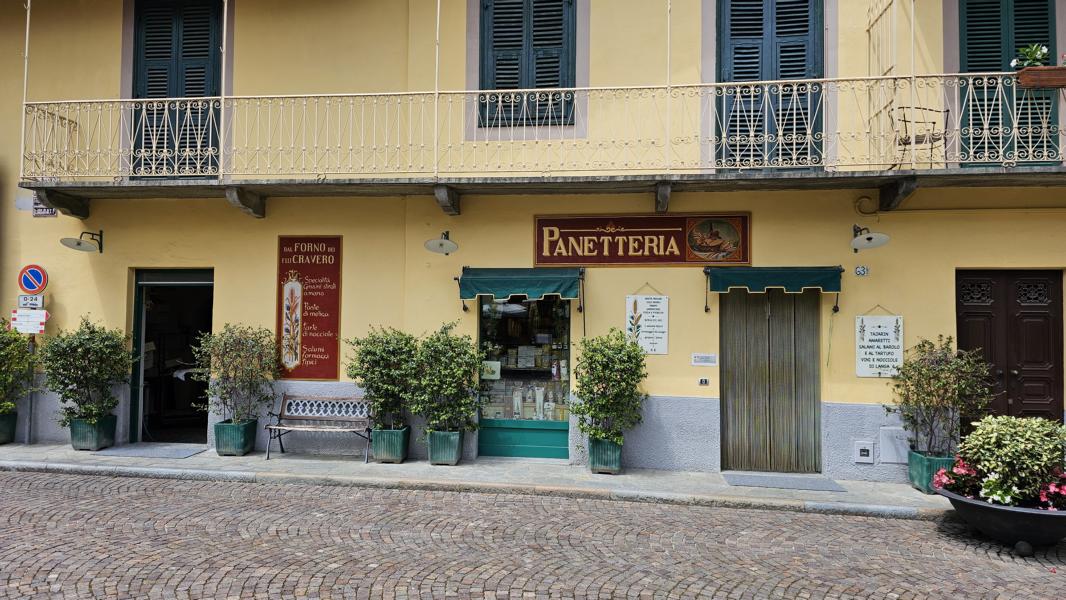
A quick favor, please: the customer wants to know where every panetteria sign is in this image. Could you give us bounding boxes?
[534,214,751,267]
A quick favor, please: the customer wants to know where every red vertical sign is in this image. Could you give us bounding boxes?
[276,236,342,380]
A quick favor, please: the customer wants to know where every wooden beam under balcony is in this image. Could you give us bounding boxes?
[17,167,1066,209]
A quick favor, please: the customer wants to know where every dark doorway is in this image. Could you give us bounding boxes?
[720,289,821,473]
[956,270,1064,421]
[131,270,214,443]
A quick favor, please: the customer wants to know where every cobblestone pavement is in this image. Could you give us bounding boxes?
[0,472,1062,599]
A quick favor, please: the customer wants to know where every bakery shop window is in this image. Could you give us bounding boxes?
[479,296,570,422]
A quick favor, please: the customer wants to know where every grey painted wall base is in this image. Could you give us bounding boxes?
[13,382,131,447]
[569,396,721,473]
[821,402,908,483]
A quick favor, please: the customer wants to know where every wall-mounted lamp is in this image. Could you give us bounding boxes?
[60,230,104,254]
[424,231,458,255]
[851,225,889,253]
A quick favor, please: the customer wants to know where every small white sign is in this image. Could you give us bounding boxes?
[18,294,44,309]
[11,309,49,322]
[691,353,718,367]
[856,315,903,377]
[626,295,668,355]
[10,321,44,334]
[32,196,57,218]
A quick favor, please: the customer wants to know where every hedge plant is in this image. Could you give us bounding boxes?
[345,327,419,429]
[935,415,1066,509]
[410,323,483,433]
[0,319,37,415]
[191,324,279,423]
[571,328,648,445]
[40,318,133,427]
[888,336,992,456]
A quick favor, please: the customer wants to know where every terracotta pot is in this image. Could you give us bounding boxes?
[1017,66,1066,89]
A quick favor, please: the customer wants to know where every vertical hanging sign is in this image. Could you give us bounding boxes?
[625,295,669,355]
[855,315,903,378]
[277,236,342,380]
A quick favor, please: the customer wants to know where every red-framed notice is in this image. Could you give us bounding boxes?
[534,213,751,267]
[276,236,342,380]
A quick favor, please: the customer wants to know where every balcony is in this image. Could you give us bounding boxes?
[19,73,1066,216]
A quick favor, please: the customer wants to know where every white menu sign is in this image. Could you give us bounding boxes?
[626,295,668,355]
[856,315,903,377]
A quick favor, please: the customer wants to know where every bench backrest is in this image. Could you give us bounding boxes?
[279,394,371,424]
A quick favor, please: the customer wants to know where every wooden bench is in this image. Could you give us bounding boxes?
[265,394,373,461]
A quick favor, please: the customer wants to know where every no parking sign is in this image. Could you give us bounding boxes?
[18,265,48,294]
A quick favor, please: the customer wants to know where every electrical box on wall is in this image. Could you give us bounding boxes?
[853,440,875,464]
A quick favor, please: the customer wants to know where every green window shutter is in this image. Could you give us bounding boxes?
[135,3,179,98]
[773,0,819,79]
[134,0,221,99]
[721,0,766,82]
[176,1,222,97]
[1015,0,1055,60]
[961,0,1055,71]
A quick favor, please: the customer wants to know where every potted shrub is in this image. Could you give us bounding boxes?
[1012,43,1066,89]
[934,415,1066,553]
[411,323,483,465]
[887,336,992,494]
[571,328,648,474]
[0,318,37,444]
[191,324,279,456]
[40,318,133,451]
[346,327,419,463]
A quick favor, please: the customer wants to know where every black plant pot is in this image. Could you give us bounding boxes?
[938,488,1066,548]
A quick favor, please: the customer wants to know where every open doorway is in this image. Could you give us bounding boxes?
[130,270,213,444]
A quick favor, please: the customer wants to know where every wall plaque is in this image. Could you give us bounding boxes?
[626,295,669,354]
[535,213,750,266]
[856,315,903,378]
[277,236,342,380]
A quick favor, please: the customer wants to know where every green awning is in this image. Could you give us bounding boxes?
[459,267,583,300]
[705,266,843,293]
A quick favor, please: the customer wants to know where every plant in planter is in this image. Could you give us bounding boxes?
[346,327,419,463]
[571,328,648,474]
[410,323,483,465]
[0,319,37,445]
[191,324,279,456]
[1012,43,1066,89]
[934,415,1066,553]
[887,336,991,493]
[40,318,133,451]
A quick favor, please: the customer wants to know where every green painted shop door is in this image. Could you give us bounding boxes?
[720,289,820,472]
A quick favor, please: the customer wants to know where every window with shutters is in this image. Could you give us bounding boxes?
[716,0,823,168]
[959,0,1058,164]
[132,0,222,176]
[479,0,576,127]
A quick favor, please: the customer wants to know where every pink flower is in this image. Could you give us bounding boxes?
[1049,483,1060,494]
[952,459,977,476]
[1040,490,1049,502]
[932,468,953,489]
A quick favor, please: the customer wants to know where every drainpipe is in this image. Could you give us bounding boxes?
[18,0,31,180]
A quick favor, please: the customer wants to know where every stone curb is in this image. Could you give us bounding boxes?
[0,460,952,522]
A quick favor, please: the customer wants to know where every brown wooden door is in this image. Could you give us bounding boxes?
[721,290,821,473]
[956,270,1063,421]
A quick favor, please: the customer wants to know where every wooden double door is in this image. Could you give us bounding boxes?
[956,270,1064,421]
[721,290,821,473]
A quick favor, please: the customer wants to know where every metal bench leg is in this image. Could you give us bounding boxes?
[364,429,371,463]
[278,433,285,454]
[266,430,272,460]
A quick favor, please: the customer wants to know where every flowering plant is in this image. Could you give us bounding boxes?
[934,415,1066,510]
[1010,44,1050,68]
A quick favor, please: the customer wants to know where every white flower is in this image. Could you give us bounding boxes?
[1041,45,1049,54]
[1010,58,1019,68]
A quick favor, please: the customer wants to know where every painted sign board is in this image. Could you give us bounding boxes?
[18,295,44,309]
[534,213,751,267]
[691,353,718,367]
[276,236,342,380]
[626,295,668,355]
[18,265,48,294]
[32,195,57,218]
[9,309,49,334]
[856,315,904,377]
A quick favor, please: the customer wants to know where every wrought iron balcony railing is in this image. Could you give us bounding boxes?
[20,73,1063,182]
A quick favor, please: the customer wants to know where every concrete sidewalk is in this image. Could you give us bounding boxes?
[0,443,952,520]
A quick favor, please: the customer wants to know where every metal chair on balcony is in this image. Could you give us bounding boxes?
[889,106,950,169]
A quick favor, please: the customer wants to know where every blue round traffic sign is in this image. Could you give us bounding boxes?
[18,265,47,294]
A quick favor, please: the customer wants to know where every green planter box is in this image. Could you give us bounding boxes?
[589,438,623,474]
[0,413,16,445]
[428,430,464,465]
[70,415,117,451]
[214,419,258,456]
[372,426,410,463]
[908,450,955,494]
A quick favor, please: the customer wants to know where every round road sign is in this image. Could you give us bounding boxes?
[18,265,48,294]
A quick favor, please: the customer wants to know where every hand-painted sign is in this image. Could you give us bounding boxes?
[856,315,904,377]
[276,236,342,380]
[18,265,48,294]
[10,309,49,334]
[535,214,750,266]
[625,295,669,354]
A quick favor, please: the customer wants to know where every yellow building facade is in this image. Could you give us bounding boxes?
[3,0,1065,479]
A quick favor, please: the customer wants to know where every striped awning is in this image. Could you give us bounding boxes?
[705,266,843,293]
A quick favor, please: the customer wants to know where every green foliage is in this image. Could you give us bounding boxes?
[0,319,36,415]
[40,318,133,427]
[1011,43,1050,68]
[345,327,419,429]
[888,336,992,456]
[571,328,648,445]
[410,323,483,433]
[191,324,279,423]
[956,415,1066,503]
